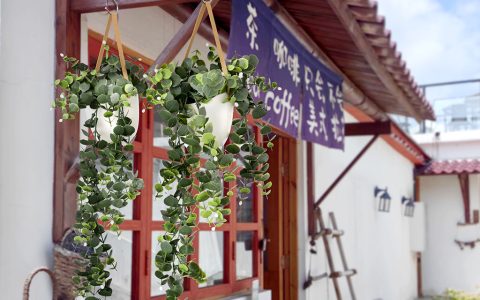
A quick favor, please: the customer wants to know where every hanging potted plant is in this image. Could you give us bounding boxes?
[53,12,146,299]
[142,2,276,298]
[145,47,276,300]
[53,1,276,299]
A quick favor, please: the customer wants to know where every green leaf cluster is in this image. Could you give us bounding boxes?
[54,45,276,300]
[144,48,276,299]
[54,47,145,299]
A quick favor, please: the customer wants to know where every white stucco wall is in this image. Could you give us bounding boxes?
[86,7,210,65]
[420,174,480,295]
[0,0,55,299]
[298,113,419,300]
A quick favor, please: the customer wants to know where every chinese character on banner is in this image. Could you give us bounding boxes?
[306,99,319,136]
[315,71,326,103]
[304,66,315,97]
[246,2,259,51]
[288,53,301,87]
[273,38,300,87]
[318,106,328,141]
[331,113,343,143]
[273,38,288,69]
[328,82,338,109]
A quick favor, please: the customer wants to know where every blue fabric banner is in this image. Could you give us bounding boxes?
[228,0,345,149]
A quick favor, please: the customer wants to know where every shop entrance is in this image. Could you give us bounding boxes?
[263,134,298,300]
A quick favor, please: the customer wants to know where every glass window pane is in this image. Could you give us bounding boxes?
[152,159,177,220]
[236,231,254,280]
[237,178,254,223]
[153,109,171,148]
[199,231,224,287]
[151,231,167,296]
[105,231,132,299]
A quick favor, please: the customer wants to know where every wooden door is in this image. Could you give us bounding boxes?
[264,135,298,300]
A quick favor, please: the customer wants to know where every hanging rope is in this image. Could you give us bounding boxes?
[95,1,128,79]
[184,0,228,75]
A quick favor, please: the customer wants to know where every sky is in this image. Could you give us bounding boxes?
[377,0,480,101]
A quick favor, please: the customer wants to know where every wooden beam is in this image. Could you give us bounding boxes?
[326,0,423,121]
[54,0,81,243]
[71,0,195,13]
[147,0,220,73]
[314,135,379,207]
[344,121,391,136]
[458,174,471,223]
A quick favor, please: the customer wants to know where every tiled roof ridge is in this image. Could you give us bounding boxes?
[421,158,480,175]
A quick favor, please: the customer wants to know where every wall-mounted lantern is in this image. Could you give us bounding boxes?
[402,196,415,217]
[374,186,391,212]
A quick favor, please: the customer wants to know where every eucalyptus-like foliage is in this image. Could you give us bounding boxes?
[144,47,276,299]
[54,49,145,299]
[53,45,275,300]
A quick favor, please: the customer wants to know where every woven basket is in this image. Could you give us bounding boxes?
[22,244,87,300]
[54,245,87,300]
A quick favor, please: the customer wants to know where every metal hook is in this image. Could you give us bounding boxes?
[105,0,119,15]
[202,0,212,3]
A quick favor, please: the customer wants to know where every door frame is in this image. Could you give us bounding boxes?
[264,134,298,300]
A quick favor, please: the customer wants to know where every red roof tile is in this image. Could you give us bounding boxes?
[421,159,480,175]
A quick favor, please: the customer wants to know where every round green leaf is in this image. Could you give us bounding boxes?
[252,106,267,119]
[160,241,173,254]
[113,125,124,136]
[179,226,193,235]
[165,100,179,113]
[225,144,240,154]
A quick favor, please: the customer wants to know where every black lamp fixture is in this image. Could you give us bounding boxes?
[401,196,415,217]
[374,186,391,212]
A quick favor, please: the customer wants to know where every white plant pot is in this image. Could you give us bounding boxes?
[96,94,140,143]
[190,93,234,147]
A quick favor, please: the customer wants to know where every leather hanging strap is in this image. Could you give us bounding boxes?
[95,12,128,79]
[184,1,228,75]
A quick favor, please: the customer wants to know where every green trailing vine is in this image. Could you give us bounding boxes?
[54,48,146,299]
[144,47,276,299]
[53,44,275,299]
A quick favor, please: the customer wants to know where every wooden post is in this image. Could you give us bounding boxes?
[458,174,471,223]
[414,175,423,298]
[306,142,316,235]
[53,0,81,243]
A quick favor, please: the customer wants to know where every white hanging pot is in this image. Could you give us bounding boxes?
[96,93,140,143]
[190,93,234,147]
